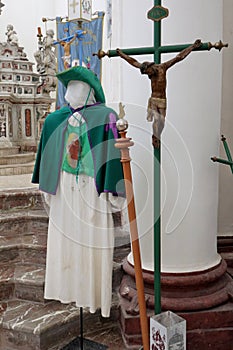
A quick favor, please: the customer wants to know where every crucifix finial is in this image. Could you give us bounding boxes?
[117,103,128,132]
[69,0,79,14]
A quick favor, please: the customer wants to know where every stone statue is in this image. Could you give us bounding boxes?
[5,24,18,45]
[43,30,56,68]
[1,24,28,60]
[118,102,126,119]
[42,29,57,92]
[34,28,57,93]
[116,39,202,148]
[34,50,46,75]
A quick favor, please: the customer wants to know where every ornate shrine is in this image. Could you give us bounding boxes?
[0,25,54,151]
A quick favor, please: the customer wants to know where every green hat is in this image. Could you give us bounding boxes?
[56,66,105,103]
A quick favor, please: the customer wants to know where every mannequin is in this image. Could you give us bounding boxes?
[32,66,125,317]
[64,80,96,108]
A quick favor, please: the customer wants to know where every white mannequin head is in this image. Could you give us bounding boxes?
[65,80,96,109]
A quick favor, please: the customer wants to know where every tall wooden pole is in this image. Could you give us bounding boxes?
[115,119,149,350]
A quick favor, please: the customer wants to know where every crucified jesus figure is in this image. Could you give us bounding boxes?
[58,34,77,70]
[116,39,202,148]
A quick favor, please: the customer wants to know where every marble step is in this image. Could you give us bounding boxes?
[0,265,14,301]
[0,210,48,237]
[0,189,129,349]
[0,153,35,166]
[0,147,20,157]
[0,162,35,176]
[0,264,45,303]
[0,295,123,350]
[0,299,81,350]
[0,234,47,266]
[0,260,123,305]
[0,188,44,212]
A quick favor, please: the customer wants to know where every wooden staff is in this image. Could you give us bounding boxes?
[115,115,149,350]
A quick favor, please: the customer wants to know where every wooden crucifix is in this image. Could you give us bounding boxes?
[116,39,202,148]
[93,1,228,348]
[53,28,86,70]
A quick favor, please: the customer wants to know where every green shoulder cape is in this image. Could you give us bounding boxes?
[32,104,125,197]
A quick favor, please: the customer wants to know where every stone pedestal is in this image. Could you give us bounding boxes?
[119,259,233,349]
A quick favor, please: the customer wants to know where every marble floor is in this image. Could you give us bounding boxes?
[1,175,233,349]
[66,317,128,350]
[0,174,132,349]
[0,298,128,350]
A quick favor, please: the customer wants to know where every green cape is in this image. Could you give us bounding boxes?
[32,104,125,197]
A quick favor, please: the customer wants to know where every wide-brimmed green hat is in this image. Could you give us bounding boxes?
[56,66,105,103]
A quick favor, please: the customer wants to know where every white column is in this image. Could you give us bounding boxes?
[159,0,223,272]
[104,0,224,273]
[218,0,233,237]
[4,0,224,273]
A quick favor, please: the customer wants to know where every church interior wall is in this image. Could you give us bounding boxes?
[102,0,224,272]
[218,0,233,236]
[0,0,231,239]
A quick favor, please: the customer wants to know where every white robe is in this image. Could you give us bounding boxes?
[44,171,117,317]
[43,80,126,317]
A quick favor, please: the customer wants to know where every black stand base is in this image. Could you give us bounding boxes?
[62,337,108,350]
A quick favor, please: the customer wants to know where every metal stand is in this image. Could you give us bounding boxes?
[80,307,84,350]
[62,307,107,350]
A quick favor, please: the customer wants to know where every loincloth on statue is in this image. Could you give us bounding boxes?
[147,97,166,123]
[148,96,167,110]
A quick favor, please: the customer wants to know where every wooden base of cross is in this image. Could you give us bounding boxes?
[115,117,149,350]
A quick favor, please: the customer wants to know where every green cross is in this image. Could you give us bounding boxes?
[211,135,233,174]
[94,0,227,315]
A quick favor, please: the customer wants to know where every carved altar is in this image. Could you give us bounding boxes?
[0,25,54,151]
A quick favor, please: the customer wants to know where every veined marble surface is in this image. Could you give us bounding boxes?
[0,299,127,349]
[0,180,130,349]
[0,174,38,191]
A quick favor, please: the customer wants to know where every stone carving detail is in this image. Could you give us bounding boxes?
[0,104,6,138]
[119,274,152,315]
[8,107,13,137]
[6,24,18,45]
[0,24,28,60]
[34,29,57,93]
[25,109,32,137]
[0,24,54,150]
[17,112,22,139]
